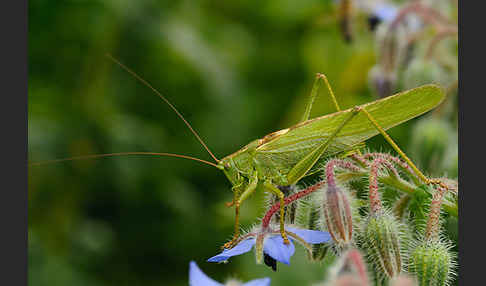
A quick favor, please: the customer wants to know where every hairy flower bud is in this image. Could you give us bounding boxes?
[441,139,458,178]
[295,193,329,261]
[361,211,405,280]
[323,183,354,247]
[369,22,409,99]
[321,248,370,286]
[374,23,408,68]
[369,65,396,99]
[403,58,446,89]
[322,159,361,249]
[408,239,455,286]
[410,117,453,174]
[390,275,418,286]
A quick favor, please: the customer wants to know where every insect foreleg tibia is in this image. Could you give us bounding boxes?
[300,73,341,123]
[223,172,258,249]
[225,182,245,207]
[263,181,290,244]
[288,107,360,184]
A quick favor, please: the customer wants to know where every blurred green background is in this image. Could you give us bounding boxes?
[28,1,457,285]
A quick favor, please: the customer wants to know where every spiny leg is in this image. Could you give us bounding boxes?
[299,73,366,158]
[222,187,240,249]
[263,181,290,244]
[225,182,243,207]
[358,107,447,189]
[300,73,341,123]
[223,172,259,249]
[277,185,297,224]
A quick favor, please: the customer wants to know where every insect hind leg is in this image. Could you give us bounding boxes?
[300,73,341,123]
[357,107,446,189]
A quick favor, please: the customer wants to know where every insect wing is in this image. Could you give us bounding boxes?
[254,85,445,175]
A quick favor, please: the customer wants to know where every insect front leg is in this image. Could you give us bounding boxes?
[263,181,290,245]
[223,172,259,249]
[225,181,244,207]
[300,73,341,123]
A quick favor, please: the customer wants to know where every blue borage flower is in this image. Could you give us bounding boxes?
[372,3,398,23]
[189,261,271,286]
[335,0,398,22]
[207,225,331,269]
[352,0,398,22]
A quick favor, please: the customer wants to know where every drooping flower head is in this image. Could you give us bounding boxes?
[208,224,331,271]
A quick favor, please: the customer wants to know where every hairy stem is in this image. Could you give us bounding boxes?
[262,169,457,228]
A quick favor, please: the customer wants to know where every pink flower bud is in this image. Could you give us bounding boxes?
[323,183,354,246]
[322,159,360,247]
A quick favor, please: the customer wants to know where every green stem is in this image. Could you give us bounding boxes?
[337,172,458,217]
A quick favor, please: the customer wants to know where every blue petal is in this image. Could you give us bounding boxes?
[374,4,398,22]
[189,261,223,286]
[286,227,332,244]
[263,235,295,265]
[207,238,256,262]
[242,278,271,286]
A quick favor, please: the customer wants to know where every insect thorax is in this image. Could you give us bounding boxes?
[221,147,289,188]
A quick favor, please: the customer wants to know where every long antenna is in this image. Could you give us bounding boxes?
[106,54,220,163]
[29,152,219,168]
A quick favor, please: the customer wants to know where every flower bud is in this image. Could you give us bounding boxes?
[374,23,408,67]
[370,23,409,98]
[408,239,455,286]
[331,275,368,286]
[441,139,458,178]
[403,58,447,89]
[323,183,354,247]
[294,193,329,261]
[361,211,405,280]
[323,248,370,286]
[390,275,418,286]
[410,117,453,174]
[369,65,396,99]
